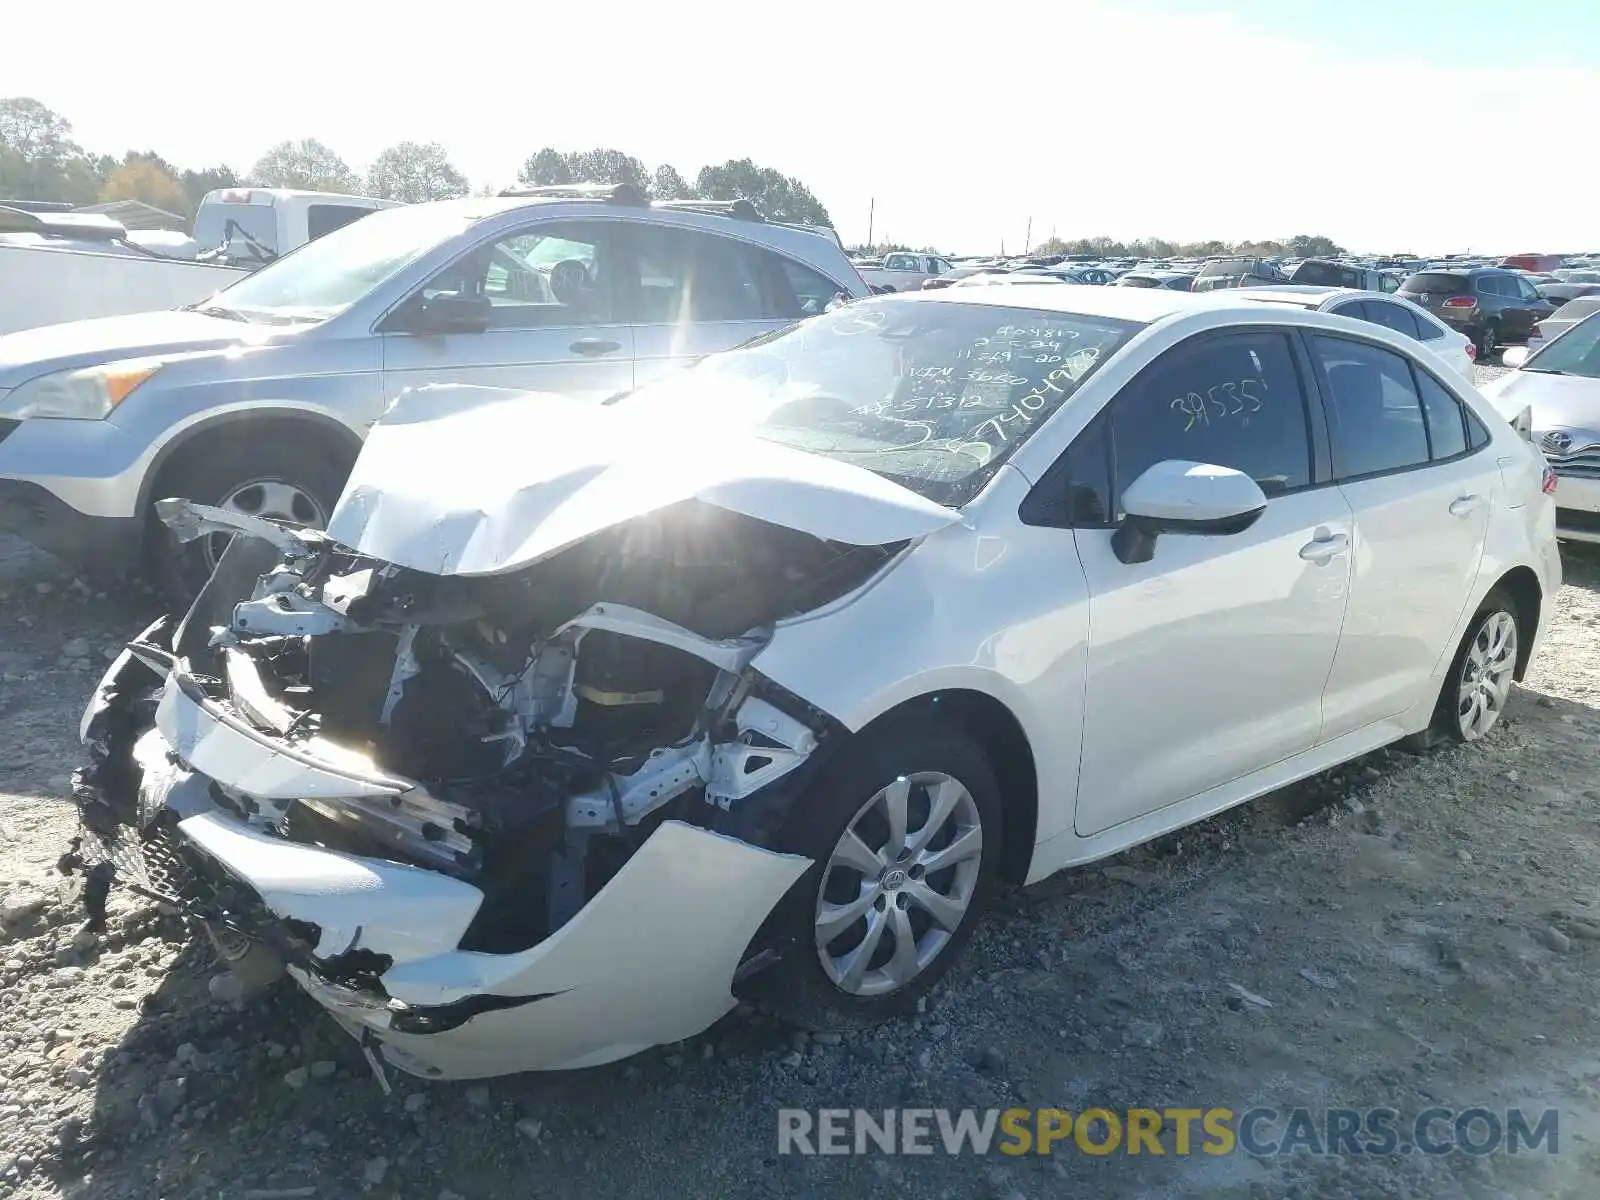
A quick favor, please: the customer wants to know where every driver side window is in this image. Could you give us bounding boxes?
[1109,332,1314,507]
[421,221,615,328]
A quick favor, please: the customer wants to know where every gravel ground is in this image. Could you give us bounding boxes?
[7,359,1600,1200]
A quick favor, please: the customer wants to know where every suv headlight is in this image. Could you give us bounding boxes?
[0,359,164,421]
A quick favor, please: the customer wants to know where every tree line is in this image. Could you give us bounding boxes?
[0,97,833,227]
[3,96,1343,256]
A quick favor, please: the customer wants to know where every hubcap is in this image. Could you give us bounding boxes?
[814,771,983,997]
[202,478,328,571]
[1457,610,1517,740]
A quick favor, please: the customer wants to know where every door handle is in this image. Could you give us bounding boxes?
[1298,533,1348,564]
[570,338,622,357]
[1448,494,1484,517]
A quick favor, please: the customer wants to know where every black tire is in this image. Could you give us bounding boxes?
[203,920,285,994]
[1401,588,1521,753]
[750,717,1003,1031]
[1475,321,1499,361]
[147,438,351,607]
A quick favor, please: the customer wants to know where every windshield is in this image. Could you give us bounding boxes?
[618,298,1139,506]
[1527,311,1600,378]
[207,204,471,323]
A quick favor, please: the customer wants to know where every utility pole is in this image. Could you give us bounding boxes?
[1023,216,1032,255]
[866,198,874,251]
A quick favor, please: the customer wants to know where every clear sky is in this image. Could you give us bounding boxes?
[8,0,1598,254]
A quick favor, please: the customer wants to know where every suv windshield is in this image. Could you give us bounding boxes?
[207,204,471,323]
[618,298,1138,506]
[1527,311,1600,378]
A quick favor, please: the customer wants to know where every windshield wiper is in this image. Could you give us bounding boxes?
[184,302,249,322]
[1522,367,1568,375]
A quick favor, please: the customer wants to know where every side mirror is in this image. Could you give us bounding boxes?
[409,291,491,335]
[1111,461,1268,565]
[1501,346,1530,369]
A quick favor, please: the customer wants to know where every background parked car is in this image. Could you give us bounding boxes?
[1481,310,1600,542]
[1397,267,1556,360]
[1527,296,1600,353]
[0,186,868,599]
[1116,270,1194,291]
[1224,285,1476,380]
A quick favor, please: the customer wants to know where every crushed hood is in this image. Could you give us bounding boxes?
[0,309,283,388]
[325,384,960,576]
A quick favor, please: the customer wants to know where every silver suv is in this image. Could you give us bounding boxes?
[0,184,866,594]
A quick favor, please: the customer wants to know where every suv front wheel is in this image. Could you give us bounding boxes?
[148,437,351,605]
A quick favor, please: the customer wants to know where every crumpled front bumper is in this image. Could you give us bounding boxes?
[78,647,812,1079]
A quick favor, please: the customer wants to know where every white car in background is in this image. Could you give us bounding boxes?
[71,287,1557,1080]
[1221,285,1477,381]
[1482,310,1600,543]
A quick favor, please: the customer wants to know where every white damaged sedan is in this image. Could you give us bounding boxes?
[67,287,1558,1081]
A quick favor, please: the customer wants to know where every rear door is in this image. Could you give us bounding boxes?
[380,220,634,405]
[1309,335,1497,738]
[620,223,789,387]
[1071,329,1353,836]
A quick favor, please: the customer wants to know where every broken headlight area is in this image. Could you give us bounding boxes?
[72,497,880,979]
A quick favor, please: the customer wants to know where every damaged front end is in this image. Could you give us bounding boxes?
[68,496,897,1078]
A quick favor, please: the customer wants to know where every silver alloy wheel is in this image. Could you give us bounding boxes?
[1457,610,1517,740]
[814,771,983,997]
[203,478,329,570]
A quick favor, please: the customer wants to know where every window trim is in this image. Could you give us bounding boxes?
[1303,331,1491,485]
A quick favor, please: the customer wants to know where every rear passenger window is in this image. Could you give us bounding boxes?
[1312,337,1430,478]
[1364,301,1421,339]
[626,226,766,323]
[1415,371,1468,459]
[759,252,844,318]
[1110,332,1312,500]
[1411,309,1445,341]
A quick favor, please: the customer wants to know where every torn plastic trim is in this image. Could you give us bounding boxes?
[79,614,171,743]
[154,659,412,801]
[156,497,325,560]
[177,810,484,963]
[221,646,297,734]
[553,602,766,674]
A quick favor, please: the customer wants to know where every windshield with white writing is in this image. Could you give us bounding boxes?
[622,299,1140,506]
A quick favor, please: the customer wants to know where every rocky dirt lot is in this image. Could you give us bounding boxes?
[6,362,1600,1200]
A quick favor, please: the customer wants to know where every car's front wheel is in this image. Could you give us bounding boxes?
[754,718,1002,1029]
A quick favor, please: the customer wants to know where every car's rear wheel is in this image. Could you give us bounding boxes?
[1475,321,1499,361]
[148,438,350,606]
[1403,589,1521,750]
[752,718,1002,1029]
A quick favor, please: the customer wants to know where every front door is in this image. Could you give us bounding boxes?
[380,220,634,409]
[1074,330,1352,837]
[1308,335,1495,737]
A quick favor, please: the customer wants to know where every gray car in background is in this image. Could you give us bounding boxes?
[0,187,866,596]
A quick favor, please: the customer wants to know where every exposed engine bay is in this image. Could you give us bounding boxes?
[75,497,897,962]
